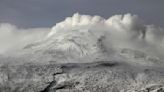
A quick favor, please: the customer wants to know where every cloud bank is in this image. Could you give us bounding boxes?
[0,23,50,54]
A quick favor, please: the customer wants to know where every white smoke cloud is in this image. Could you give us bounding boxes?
[0,23,50,54]
[48,13,147,44]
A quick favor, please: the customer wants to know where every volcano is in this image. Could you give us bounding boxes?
[0,13,164,92]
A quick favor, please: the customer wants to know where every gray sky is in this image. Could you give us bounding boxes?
[0,0,164,28]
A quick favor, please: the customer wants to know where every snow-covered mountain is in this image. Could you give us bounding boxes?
[18,13,163,66]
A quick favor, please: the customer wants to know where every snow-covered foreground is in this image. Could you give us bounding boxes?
[1,60,164,92]
[1,13,164,92]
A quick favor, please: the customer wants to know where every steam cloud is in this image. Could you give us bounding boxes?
[0,23,50,54]
[0,13,164,59]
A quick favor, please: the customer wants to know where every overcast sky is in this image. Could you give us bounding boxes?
[0,0,164,28]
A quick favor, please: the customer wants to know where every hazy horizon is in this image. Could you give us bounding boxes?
[0,0,164,28]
